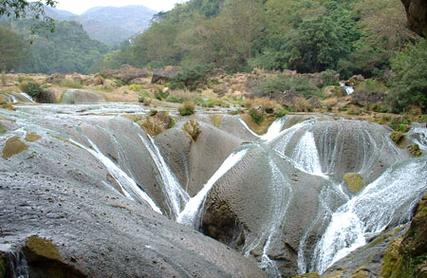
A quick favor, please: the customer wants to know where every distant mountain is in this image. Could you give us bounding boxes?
[43,5,155,46]
[44,6,76,21]
[78,6,155,46]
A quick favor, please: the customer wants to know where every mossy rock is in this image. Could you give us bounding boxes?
[210,115,223,128]
[25,235,62,262]
[390,131,405,145]
[343,173,365,193]
[25,132,41,142]
[2,136,28,159]
[381,239,406,278]
[407,144,423,157]
[351,268,371,278]
[0,123,6,134]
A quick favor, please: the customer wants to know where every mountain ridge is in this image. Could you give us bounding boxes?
[46,5,156,46]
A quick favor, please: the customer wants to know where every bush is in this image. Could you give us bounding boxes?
[178,101,196,116]
[407,144,423,157]
[248,108,265,125]
[59,79,83,89]
[388,41,427,113]
[138,91,151,104]
[169,64,213,91]
[183,120,202,141]
[140,112,176,136]
[389,117,411,132]
[154,90,170,100]
[19,80,45,98]
[274,107,289,118]
[320,70,340,87]
[259,75,321,98]
[129,84,144,92]
[390,131,405,145]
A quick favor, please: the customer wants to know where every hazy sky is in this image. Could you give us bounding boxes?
[53,0,187,14]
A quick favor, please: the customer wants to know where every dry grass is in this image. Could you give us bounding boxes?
[183,120,202,141]
[293,97,312,112]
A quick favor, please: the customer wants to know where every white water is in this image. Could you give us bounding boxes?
[313,157,427,274]
[139,134,190,219]
[340,82,354,95]
[261,117,288,142]
[19,93,35,103]
[292,131,324,176]
[408,127,427,151]
[243,158,293,277]
[70,138,163,214]
[239,117,288,142]
[177,149,248,226]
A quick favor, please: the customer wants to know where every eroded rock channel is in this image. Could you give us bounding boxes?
[1,102,426,278]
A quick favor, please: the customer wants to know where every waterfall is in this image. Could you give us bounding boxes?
[312,157,427,274]
[19,93,35,103]
[339,82,354,95]
[261,117,288,142]
[408,127,427,151]
[292,131,324,176]
[239,117,288,142]
[70,138,163,214]
[139,134,190,219]
[177,148,248,226]
[243,157,293,277]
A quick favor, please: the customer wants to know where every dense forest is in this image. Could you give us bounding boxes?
[0,19,108,74]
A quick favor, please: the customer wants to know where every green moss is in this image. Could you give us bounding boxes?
[25,132,41,142]
[2,136,28,159]
[25,235,62,261]
[390,131,405,145]
[248,108,265,125]
[343,173,365,193]
[0,123,6,134]
[407,144,423,157]
[210,115,223,128]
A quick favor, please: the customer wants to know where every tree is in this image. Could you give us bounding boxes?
[388,40,427,113]
[0,0,56,18]
[0,26,26,71]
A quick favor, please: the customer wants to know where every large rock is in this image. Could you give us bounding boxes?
[61,89,105,104]
[0,108,264,277]
[402,0,427,37]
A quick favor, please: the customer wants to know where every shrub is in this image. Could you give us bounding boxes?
[140,112,176,136]
[407,144,423,157]
[170,64,213,90]
[259,75,321,98]
[178,101,196,116]
[274,107,289,118]
[129,84,144,92]
[183,120,202,141]
[19,80,45,98]
[166,94,185,103]
[138,91,151,105]
[390,131,405,145]
[320,70,340,87]
[58,79,83,89]
[293,97,313,112]
[154,90,170,100]
[195,97,222,108]
[389,117,411,132]
[248,108,265,125]
[388,40,427,113]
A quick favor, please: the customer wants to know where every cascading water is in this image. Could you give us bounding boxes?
[177,148,249,226]
[239,117,288,142]
[292,131,324,176]
[19,93,35,103]
[243,157,293,277]
[339,81,354,95]
[70,137,163,214]
[312,157,427,274]
[139,134,189,219]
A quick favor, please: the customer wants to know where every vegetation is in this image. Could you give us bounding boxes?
[387,40,427,113]
[2,136,28,159]
[19,79,45,98]
[0,26,26,71]
[343,172,365,193]
[179,101,196,116]
[183,120,202,141]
